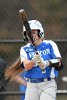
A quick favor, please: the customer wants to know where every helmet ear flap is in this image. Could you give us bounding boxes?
[37,30,40,37]
[39,32,44,38]
[38,30,44,38]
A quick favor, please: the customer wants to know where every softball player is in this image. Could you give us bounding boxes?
[20,20,63,100]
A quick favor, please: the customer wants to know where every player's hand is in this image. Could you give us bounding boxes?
[32,54,44,69]
[33,54,41,63]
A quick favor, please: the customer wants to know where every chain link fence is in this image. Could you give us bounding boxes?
[0,0,67,39]
[0,0,67,100]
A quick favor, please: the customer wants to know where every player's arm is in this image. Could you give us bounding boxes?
[23,59,35,70]
[5,57,25,80]
[32,54,63,71]
[32,41,63,71]
[20,47,35,71]
[42,58,63,71]
[49,58,63,71]
[48,40,63,71]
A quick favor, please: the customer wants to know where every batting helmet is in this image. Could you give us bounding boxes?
[22,20,44,42]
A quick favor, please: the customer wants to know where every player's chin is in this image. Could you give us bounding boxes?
[34,39,38,43]
[34,39,40,45]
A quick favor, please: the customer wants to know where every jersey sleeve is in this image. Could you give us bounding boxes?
[20,47,27,63]
[50,40,62,59]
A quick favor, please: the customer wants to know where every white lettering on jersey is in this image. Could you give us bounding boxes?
[28,49,50,59]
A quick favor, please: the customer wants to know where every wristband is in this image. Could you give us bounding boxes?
[42,60,50,69]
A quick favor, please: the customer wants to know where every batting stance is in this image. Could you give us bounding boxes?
[20,20,63,100]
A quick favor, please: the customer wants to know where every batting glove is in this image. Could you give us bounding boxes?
[32,54,50,69]
[32,54,45,69]
[33,54,41,63]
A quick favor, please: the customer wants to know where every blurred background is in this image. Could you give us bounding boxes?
[0,0,67,100]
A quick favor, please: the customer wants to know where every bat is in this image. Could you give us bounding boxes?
[19,9,45,73]
[19,9,34,45]
[5,9,36,80]
[4,57,24,80]
[4,10,31,80]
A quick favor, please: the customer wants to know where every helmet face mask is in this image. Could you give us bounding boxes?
[22,20,44,42]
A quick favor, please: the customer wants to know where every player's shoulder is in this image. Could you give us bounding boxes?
[20,43,31,50]
[43,40,56,45]
[43,40,57,47]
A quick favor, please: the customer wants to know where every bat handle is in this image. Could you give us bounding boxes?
[35,51,39,54]
[42,69,46,73]
[35,51,46,74]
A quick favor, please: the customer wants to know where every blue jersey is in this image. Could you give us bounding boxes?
[20,40,61,79]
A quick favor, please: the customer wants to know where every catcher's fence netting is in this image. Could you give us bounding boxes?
[0,0,67,40]
[0,0,67,100]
